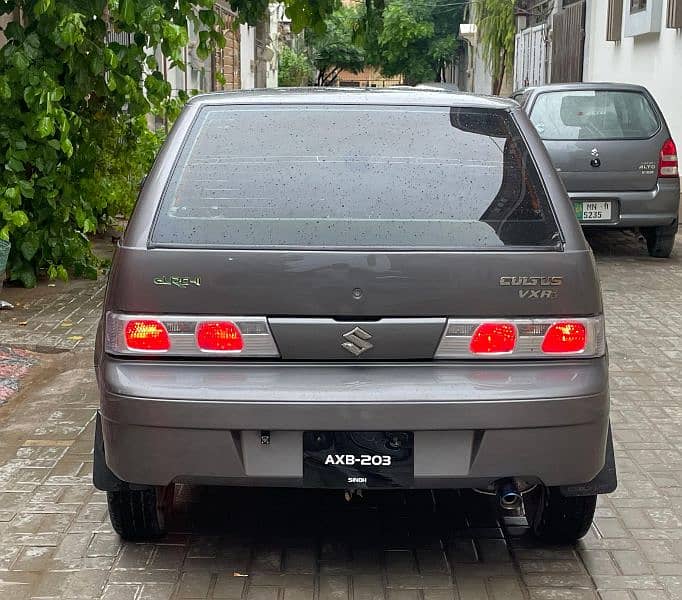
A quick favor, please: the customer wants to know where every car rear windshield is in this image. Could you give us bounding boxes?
[150,104,561,250]
[529,90,660,140]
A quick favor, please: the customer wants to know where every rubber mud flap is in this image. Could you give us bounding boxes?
[93,411,125,492]
[560,424,617,497]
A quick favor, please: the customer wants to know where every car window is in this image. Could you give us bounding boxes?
[151,105,561,250]
[529,90,659,140]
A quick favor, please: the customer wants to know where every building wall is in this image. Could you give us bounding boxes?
[213,6,241,90]
[583,0,682,145]
[336,66,402,88]
[239,5,279,90]
[240,24,257,89]
[266,6,279,88]
[459,17,512,96]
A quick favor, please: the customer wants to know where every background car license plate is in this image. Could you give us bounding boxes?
[575,201,612,221]
[303,431,414,488]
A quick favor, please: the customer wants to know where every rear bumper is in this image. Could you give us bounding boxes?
[97,358,610,489]
[569,179,680,228]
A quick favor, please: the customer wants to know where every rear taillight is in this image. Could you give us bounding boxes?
[106,313,279,357]
[196,321,244,352]
[436,316,605,359]
[541,322,587,354]
[469,323,517,354]
[659,138,679,178]
[124,320,170,352]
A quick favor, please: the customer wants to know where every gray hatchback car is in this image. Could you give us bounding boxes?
[513,83,680,257]
[94,88,616,543]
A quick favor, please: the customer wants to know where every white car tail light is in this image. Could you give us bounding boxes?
[106,313,279,357]
[435,316,605,359]
[659,138,679,178]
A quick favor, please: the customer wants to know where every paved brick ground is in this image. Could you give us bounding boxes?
[0,278,106,352]
[0,230,681,600]
[0,346,38,405]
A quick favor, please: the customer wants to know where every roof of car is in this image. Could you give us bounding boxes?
[188,87,517,110]
[518,82,650,94]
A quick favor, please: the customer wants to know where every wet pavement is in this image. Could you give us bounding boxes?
[0,230,682,599]
[0,346,38,406]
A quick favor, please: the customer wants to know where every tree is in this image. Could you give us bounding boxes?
[278,45,313,86]
[374,1,463,86]
[308,6,364,86]
[474,0,515,96]
[0,0,338,287]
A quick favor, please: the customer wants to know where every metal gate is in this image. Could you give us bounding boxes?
[551,0,586,83]
[514,23,548,90]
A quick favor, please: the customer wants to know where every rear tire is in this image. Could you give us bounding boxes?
[530,486,596,544]
[107,484,173,541]
[642,222,677,258]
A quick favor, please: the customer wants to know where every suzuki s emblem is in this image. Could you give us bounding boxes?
[342,327,374,356]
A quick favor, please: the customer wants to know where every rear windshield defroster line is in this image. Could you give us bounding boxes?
[150,104,562,250]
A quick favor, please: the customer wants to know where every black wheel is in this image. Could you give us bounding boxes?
[642,222,677,258]
[107,484,173,540]
[529,486,596,544]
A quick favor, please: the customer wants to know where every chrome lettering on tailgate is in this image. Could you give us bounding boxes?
[499,276,563,287]
[519,289,558,299]
[500,276,562,300]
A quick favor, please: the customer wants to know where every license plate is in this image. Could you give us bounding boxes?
[575,201,612,221]
[303,431,414,488]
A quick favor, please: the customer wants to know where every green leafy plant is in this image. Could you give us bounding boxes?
[355,0,463,86]
[377,2,434,86]
[0,0,338,287]
[278,45,313,86]
[474,0,515,95]
[308,6,365,86]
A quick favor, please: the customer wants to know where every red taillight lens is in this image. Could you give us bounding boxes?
[469,323,517,354]
[124,320,170,351]
[196,321,244,352]
[541,322,587,354]
[659,138,678,178]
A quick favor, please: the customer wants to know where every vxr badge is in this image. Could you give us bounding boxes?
[342,327,374,356]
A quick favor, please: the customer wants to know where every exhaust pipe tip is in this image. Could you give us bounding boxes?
[495,479,523,511]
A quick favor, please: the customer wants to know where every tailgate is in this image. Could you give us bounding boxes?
[545,138,662,192]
